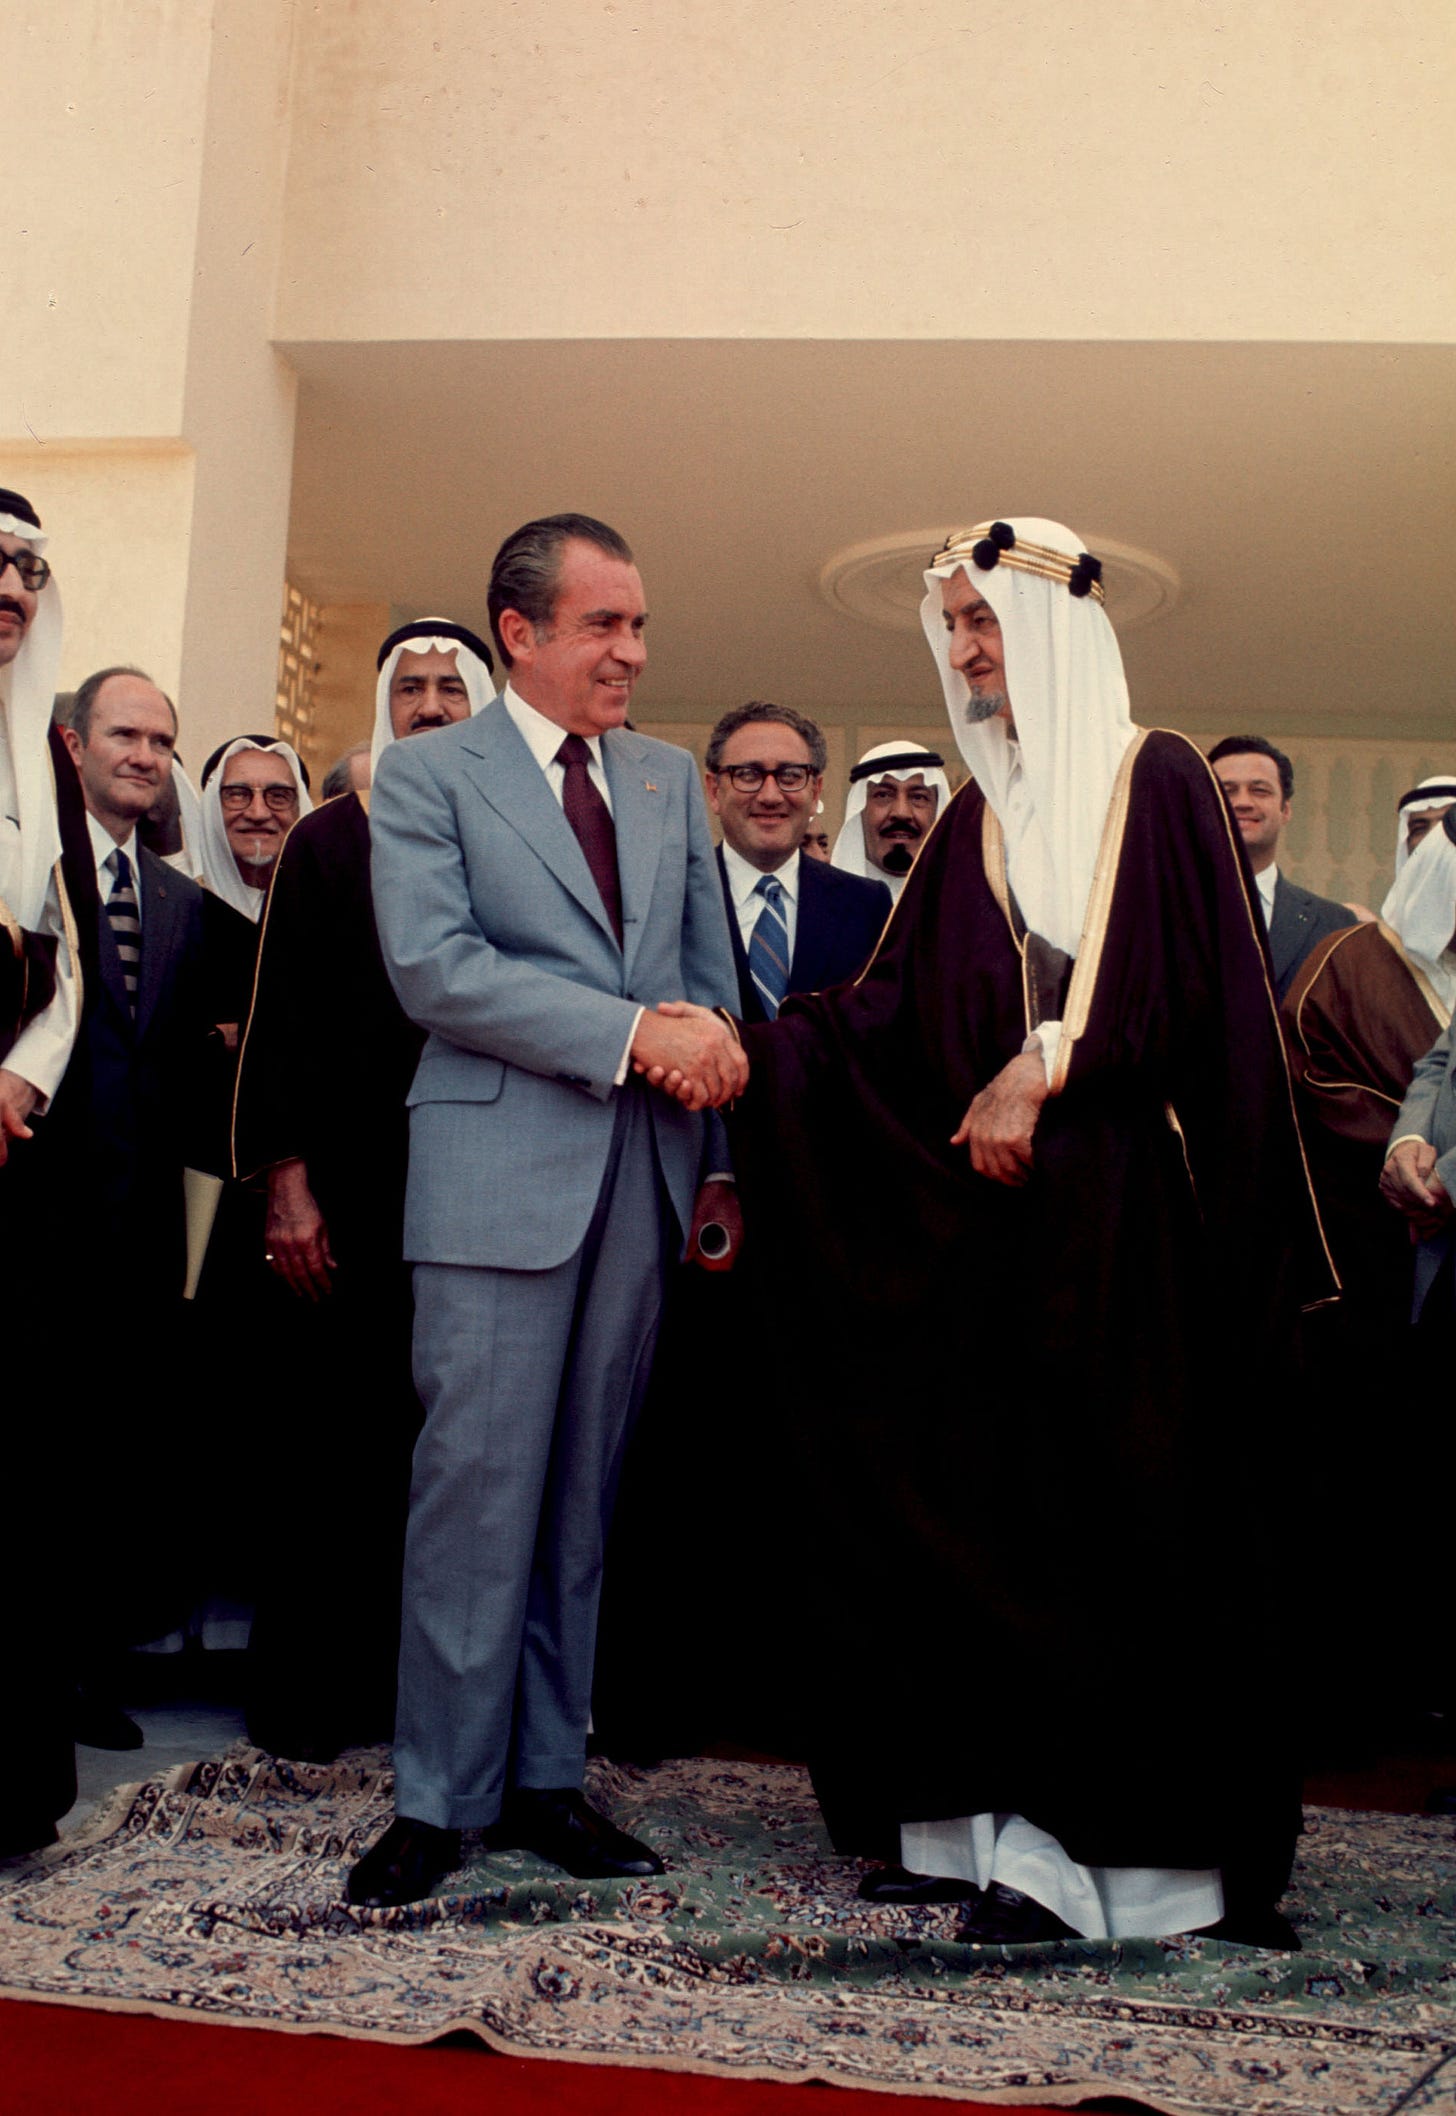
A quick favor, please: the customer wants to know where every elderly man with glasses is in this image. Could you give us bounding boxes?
[704,701,890,1024]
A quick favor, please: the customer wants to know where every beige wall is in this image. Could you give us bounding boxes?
[8,0,298,761]
[9,0,1451,813]
[277,0,1452,345]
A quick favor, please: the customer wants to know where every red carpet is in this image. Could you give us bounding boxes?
[0,1999,1089,2114]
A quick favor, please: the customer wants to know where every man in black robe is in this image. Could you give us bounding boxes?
[231,619,494,1757]
[717,517,1333,1948]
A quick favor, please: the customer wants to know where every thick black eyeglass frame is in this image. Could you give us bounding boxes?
[712,762,816,792]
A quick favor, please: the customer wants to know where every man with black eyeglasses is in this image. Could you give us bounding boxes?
[704,701,890,1024]
[596,703,888,1757]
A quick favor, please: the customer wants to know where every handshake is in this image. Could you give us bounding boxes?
[631,1000,750,1110]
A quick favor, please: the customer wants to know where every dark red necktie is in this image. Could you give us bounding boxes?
[556,733,623,945]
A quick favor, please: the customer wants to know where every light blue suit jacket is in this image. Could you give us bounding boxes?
[369,699,738,1270]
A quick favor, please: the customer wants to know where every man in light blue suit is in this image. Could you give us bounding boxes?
[349,516,745,1907]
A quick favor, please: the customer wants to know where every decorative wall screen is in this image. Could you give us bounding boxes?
[275,582,320,768]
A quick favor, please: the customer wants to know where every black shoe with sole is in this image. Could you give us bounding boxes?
[857,1863,982,1906]
[346,1817,462,1907]
[492,1787,663,1879]
[955,1881,1076,1944]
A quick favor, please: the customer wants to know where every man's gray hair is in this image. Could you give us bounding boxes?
[321,741,370,801]
[69,665,177,746]
[705,701,827,777]
[487,513,633,670]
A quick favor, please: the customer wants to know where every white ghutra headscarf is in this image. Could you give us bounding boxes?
[1381,807,1456,1015]
[370,619,495,779]
[1394,776,1456,882]
[831,740,951,898]
[920,516,1134,960]
[198,736,313,921]
[0,495,64,929]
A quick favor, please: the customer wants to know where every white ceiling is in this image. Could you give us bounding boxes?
[280,338,1455,741]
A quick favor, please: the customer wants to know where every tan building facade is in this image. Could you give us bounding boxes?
[8,0,1452,896]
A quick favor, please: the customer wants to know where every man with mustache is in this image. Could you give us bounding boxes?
[233,620,496,1760]
[0,488,83,1169]
[724,518,1331,1950]
[0,487,91,1855]
[832,741,951,901]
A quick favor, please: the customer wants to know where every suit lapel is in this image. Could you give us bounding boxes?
[458,702,618,946]
[135,850,178,1038]
[603,729,664,980]
[1267,876,1302,986]
[716,846,762,1021]
[788,854,823,991]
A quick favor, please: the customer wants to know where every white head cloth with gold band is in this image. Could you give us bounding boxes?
[0,495,64,929]
[920,516,1135,960]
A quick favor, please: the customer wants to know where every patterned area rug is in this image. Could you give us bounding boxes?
[1,1750,1454,2115]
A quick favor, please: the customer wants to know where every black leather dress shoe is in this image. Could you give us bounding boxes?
[494,1788,664,1879]
[346,1817,461,1907]
[955,1882,1076,1944]
[857,1863,982,1906]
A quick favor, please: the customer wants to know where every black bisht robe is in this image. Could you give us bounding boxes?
[730,729,1334,1908]
[231,789,426,1745]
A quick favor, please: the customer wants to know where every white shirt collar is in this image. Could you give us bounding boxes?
[1256,862,1279,925]
[721,837,800,908]
[502,681,605,775]
[86,809,139,883]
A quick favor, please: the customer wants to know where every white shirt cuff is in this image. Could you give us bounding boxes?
[1022,1020,1062,1087]
[615,1006,646,1088]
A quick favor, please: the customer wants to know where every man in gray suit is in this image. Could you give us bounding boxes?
[1381,1017,1456,1327]
[349,515,745,1908]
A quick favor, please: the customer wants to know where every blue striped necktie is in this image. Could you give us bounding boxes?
[106,848,141,1016]
[748,874,790,1018]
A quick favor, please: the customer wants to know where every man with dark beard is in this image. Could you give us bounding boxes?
[831,741,950,902]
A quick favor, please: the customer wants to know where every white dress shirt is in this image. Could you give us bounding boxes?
[87,811,143,926]
[502,683,615,814]
[721,840,801,963]
[501,683,639,1081]
[1256,863,1279,928]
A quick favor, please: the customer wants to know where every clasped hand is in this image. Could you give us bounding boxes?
[952,1049,1049,1187]
[1379,1138,1452,1242]
[632,1001,748,1110]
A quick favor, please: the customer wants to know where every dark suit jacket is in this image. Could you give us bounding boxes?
[39,845,212,1279]
[1267,873,1353,1002]
[717,847,892,1024]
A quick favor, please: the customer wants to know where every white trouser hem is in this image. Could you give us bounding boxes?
[900,1812,1224,1939]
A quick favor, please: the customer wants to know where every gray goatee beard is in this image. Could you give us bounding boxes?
[964,687,1009,725]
